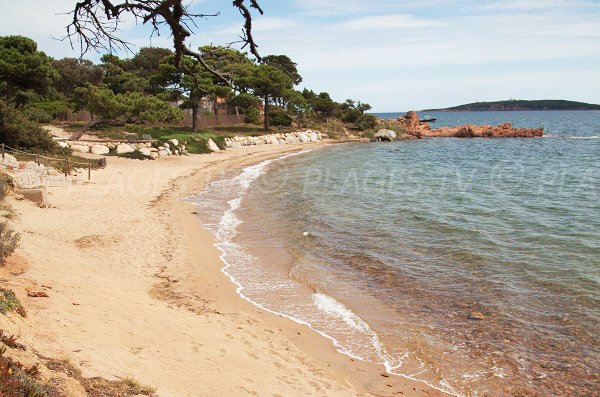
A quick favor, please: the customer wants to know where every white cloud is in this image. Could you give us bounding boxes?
[336,14,439,31]
[216,16,296,35]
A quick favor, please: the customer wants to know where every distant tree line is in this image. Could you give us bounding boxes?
[0,35,376,150]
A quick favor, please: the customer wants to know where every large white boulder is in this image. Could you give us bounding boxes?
[158,149,168,157]
[116,144,135,154]
[297,134,311,143]
[308,132,319,142]
[207,139,220,152]
[71,144,90,153]
[139,148,152,156]
[2,154,17,165]
[91,145,110,155]
[285,135,300,144]
[229,141,243,150]
[168,138,179,147]
[373,129,397,142]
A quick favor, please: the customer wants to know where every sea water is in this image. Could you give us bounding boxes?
[192,111,599,396]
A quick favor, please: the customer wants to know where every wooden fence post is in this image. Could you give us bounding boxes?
[36,154,40,166]
[1,143,4,160]
[88,162,91,181]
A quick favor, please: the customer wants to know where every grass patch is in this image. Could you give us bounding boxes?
[46,359,157,397]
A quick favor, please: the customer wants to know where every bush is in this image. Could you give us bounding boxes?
[0,99,57,152]
[24,100,70,123]
[341,109,362,124]
[0,222,19,265]
[0,288,23,314]
[244,108,261,124]
[228,93,260,113]
[1,343,55,397]
[0,174,13,201]
[113,150,154,161]
[270,111,293,127]
[356,114,378,131]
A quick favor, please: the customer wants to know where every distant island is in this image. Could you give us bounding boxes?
[423,99,600,112]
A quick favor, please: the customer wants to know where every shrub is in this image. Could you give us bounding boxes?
[0,99,57,152]
[228,93,260,113]
[0,223,19,265]
[341,109,362,124]
[356,114,378,131]
[0,288,23,315]
[0,345,55,397]
[113,150,154,161]
[244,108,261,124]
[0,174,13,201]
[270,111,293,127]
[24,100,70,123]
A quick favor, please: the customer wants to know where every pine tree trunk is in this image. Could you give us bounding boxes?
[192,105,200,131]
[264,95,270,130]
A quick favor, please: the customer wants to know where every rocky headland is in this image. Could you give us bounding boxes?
[372,111,544,141]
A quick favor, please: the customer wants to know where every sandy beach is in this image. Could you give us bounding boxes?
[0,143,444,397]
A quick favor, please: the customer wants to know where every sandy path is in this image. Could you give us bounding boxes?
[2,144,444,397]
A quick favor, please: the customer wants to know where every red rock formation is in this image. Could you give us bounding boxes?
[421,123,544,138]
[399,112,544,138]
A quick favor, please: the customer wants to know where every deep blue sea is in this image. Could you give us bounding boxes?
[194,111,599,396]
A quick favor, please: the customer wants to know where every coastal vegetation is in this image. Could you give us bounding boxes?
[424,99,600,111]
[0,174,19,266]
[1,33,376,154]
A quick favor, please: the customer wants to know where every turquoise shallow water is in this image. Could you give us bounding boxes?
[195,111,599,396]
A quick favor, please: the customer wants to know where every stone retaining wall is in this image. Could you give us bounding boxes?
[1,154,87,188]
[224,130,327,149]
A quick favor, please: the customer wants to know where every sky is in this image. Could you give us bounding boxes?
[1,0,599,111]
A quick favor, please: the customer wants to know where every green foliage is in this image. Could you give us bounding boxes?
[0,99,57,152]
[424,99,600,111]
[244,108,261,124]
[0,36,58,106]
[1,344,56,397]
[111,150,154,161]
[356,114,378,130]
[23,100,70,123]
[250,64,293,99]
[228,93,260,113]
[341,109,362,123]
[52,58,103,98]
[263,55,302,85]
[0,222,19,266]
[269,109,293,126]
[74,85,182,123]
[0,289,23,314]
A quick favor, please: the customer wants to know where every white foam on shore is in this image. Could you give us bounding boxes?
[192,150,460,397]
[567,135,599,139]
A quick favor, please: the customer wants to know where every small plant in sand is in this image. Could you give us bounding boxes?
[0,222,20,266]
[0,331,25,351]
[46,359,158,397]
[0,345,54,397]
[0,289,25,316]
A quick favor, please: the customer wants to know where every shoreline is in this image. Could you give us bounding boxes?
[1,143,444,396]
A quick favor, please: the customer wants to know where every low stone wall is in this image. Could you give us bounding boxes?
[1,154,87,188]
[224,130,327,149]
[60,139,188,159]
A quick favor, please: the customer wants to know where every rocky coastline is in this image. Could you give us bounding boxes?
[373,111,544,141]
